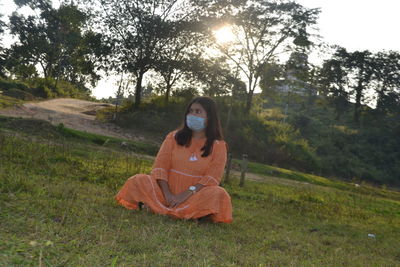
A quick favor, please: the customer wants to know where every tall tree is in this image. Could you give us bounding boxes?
[344,49,374,124]
[318,57,350,120]
[373,51,400,112]
[207,0,320,112]
[188,56,237,97]
[153,20,206,103]
[0,13,7,77]
[259,62,283,99]
[283,50,316,109]
[322,48,375,124]
[87,0,200,109]
[8,0,101,88]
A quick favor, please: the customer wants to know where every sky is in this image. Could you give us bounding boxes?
[297,0,400,52]
[1,0,400,99]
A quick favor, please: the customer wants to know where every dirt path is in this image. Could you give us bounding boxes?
[0,98,148,142]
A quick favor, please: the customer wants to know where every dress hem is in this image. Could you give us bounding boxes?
[115,196,138,210]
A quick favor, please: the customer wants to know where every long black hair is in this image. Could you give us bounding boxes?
[175,96,224,157]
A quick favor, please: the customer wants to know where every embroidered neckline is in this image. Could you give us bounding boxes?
[188,138,204,161]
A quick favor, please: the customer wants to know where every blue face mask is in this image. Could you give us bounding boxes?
[186,114,206,132]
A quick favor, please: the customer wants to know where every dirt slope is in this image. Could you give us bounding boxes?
[0,98,146,141]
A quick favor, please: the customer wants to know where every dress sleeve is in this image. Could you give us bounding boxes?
[198,140,227,186]
[151,132,175,181]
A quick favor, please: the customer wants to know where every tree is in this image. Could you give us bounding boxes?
[188,56,237,97]
[318,57,350,121]
[373,51,400,113]
[8,0,101,88]
[344,49,375,124]
[152,20,206,103]
[320,48,376,124]
[87,0,200,109]
[0,13,7,77]
[259,62,283,99]
[208,0,320,112]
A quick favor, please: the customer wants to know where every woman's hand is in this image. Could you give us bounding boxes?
[157,180,195,208]
[169,190,192,208]
[163,190,177,207]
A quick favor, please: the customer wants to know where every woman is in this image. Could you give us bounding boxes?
[115,96,232,223]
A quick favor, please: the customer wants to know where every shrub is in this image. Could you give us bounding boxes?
[3,88,35,100]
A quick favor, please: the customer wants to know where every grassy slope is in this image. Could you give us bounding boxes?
[1,117,400,266]
[0,94,23,108]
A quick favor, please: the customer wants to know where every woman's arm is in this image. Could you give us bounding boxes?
[151,132,175,182]
[197,141,227,187]
[157,179,174,207]
[158,180,204,208]
[169,184,205,208]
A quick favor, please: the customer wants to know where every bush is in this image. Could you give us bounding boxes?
[3,88,35,100]
[0,77,92,100]
[0,78,30,92]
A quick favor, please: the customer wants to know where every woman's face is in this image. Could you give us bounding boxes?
[188,102,207,119]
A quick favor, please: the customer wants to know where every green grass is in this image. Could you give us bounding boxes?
[0,94,23,108]
[242,160,400,201]
[1,117,400,266]
[0,116,159,156]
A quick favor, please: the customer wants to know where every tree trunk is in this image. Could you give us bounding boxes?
[354,82,363,124]
[245,90,254,113]
[134,72,144,110]
[165,83,171,103]
[224,100,232,136]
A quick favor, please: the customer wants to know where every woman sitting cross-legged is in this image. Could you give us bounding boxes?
[115,96,232,223]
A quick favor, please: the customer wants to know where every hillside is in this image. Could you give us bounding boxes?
[0,97,155,143]
[1,116,400,266]
[98,95,400,187]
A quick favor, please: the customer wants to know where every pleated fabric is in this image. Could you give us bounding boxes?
[115,131,232,223]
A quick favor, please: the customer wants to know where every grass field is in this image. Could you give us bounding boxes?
[1,117,400,266]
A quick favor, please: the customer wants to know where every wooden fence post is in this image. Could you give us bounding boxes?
[223,153,232,185]
[239,154,248,187]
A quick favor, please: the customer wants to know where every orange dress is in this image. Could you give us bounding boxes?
[115,131,232,223]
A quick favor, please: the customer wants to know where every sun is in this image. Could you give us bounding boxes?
[213,25,235,44]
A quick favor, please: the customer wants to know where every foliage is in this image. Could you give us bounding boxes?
[259,62,284,99]
[0,14,6,77]
[151,19,209,103]
[205,0,320,112]
[86,0,202,109]
[281,97,400,186]
[319,47,400,124]
[0,94,23,108]
[222,106,319,172]
[99,95,187,136]
[188,57,241,97]
[0,77,92,100]
[7,1,101,88]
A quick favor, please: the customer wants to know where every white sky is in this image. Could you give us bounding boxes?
[297,0,400,52]
[1,0,400,99]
